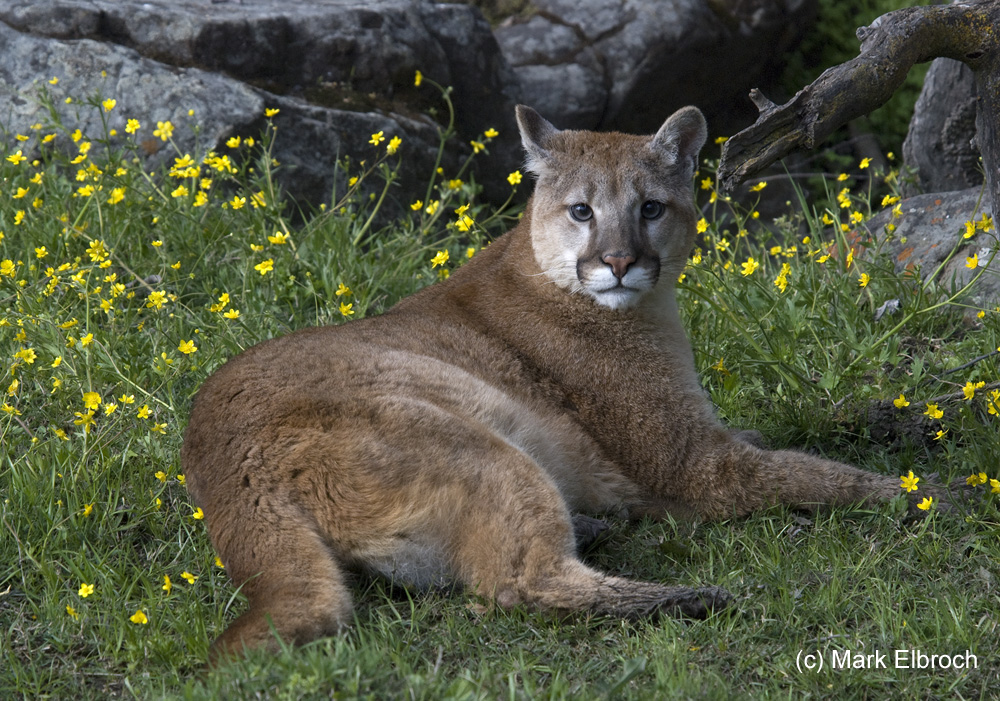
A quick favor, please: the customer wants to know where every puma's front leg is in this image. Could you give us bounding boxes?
[674,436,932,520]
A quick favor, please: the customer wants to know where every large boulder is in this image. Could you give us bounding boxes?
[0,21,455,215]
[0,0,820,209]
[0,0,523,208]
[902,57,982,197]
[0,19,263,166]
[865,188,997,307]
[493,0,816,135]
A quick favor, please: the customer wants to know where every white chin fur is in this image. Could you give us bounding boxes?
[582,268,653,309]
[586,286,643,310]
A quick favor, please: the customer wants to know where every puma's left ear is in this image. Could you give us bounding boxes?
[516,104,560,175]
[650,106,708,180]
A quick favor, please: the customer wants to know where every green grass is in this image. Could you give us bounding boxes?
[2,81,999,699]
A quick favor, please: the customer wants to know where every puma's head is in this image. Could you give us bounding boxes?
[516,105,707,310]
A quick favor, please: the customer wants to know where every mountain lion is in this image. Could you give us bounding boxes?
[182,105,916,661]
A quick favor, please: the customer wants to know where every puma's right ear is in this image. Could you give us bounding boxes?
[516,105,559,175]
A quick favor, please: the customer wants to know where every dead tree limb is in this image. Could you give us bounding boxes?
[717,0,1000,219]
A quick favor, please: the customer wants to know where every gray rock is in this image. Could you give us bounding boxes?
[0,20,461,215]
[864,188,998,307]
[902,58,982,196]
[0,0,522,207]
[495,0,815,136]
[0,0,518,126]
[0,0,819,208]
[0,20,264,167]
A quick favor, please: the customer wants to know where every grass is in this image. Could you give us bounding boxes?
[1,77,999,700]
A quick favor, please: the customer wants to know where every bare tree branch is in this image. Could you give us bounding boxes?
[717,0,1000,218]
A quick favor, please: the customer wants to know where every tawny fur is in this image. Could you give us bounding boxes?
[182,106,918,662]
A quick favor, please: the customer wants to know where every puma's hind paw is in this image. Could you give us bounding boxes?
[648,585,733,620]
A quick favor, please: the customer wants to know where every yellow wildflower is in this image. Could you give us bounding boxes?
[967,472,988,486]
[153,121,174,141]
[899,470,919,493]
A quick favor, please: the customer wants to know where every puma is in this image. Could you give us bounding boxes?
[182,105,915,661]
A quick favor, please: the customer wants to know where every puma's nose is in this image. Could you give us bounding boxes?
[602,253,636,280]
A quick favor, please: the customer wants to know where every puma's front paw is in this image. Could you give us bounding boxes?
[572,514,610,554]
[730,429,767,449]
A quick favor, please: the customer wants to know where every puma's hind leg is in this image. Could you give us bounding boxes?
[203,499,353,665]
[448,450,731,620]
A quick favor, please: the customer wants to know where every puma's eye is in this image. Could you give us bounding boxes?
[569,203,593,222]
[640,200,665,220]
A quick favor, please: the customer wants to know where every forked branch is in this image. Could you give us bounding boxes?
[717,0,1000,217]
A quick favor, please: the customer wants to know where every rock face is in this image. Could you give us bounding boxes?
[0,19,263,166]
[0,0,817,209]
[0,0,522,145]
[493,0,816,136]
[902,58,982,197]
[0,0,522,209]
[865,188,997,307]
